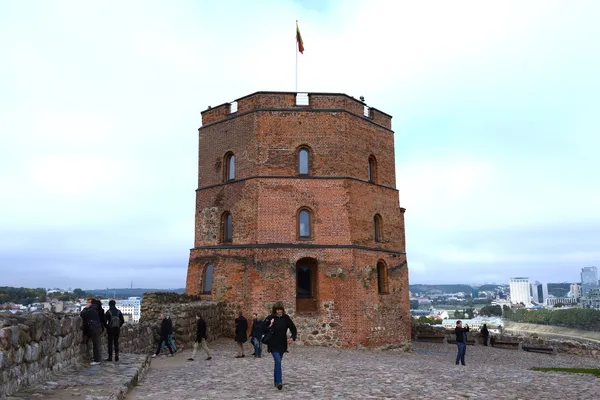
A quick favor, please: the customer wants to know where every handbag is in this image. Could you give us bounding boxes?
[261,328,274,345]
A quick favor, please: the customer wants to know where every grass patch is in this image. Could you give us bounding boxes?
[531,367,600,377]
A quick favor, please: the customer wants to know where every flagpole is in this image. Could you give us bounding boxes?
[295,20,298,93]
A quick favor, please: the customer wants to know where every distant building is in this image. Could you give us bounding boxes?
[581,267,599,297]
[581,288,600,310]
[530,282,548,305]
[43,300,64,313]
[442,317,504,334]
[569,283,581,299]
[546,297,578,307]
[510,277,530,305]
[100,297,141,323]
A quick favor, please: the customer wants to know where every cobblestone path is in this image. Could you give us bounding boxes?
[128,339,600,399]
[4,354,149,400]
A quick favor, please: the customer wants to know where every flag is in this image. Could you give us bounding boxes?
[296,22,304,54]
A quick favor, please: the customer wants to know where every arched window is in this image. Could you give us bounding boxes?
[224,152,236,181]
[221,212,232,242]
[298,208,312,239]
[296,257,318,312]
[368,155,377,183]
[297,147,310,175]
[374,214,382,243]
[377,260,388,294]
[202,264,214,294]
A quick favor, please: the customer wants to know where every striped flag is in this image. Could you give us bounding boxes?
[296,22,304,54]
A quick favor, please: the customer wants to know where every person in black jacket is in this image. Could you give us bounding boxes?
[480,324,489,346]
[188,314,212,361]
[234,311,248,358]
[264,302,297,390]
[80,298,103,365]
[104,299,125,362]
[454,320,470,365]
[152,313,174,357]
[250,314,265,358]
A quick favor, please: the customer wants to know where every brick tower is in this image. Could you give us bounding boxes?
[186,92,410,347]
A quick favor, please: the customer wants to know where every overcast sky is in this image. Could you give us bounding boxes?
[1,0,598,290]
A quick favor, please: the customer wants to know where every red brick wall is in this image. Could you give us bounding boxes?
[187,92,409,347]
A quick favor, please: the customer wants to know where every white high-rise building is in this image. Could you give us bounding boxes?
[569,283,581,299]
[510,277,531,305]
[101,297,141,323]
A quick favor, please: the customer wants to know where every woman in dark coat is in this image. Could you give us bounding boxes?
[481,324,490,346]
[234,311,248,358]
[264,302,297,390]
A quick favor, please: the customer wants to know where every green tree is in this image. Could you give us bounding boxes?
[479,305,502,316]
[453,309,463,319]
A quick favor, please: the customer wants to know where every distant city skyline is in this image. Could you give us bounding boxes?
[1,1,599,288]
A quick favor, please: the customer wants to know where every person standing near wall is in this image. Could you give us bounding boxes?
[480,324,489,347]
[104,299,125,361]
[80,298,103,365]
[250,314,265,358]
[234,311,248,358]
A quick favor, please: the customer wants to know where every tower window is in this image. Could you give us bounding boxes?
[377,261,388,294]
[202,264,214,294]
[224,152,236,181]
[368,155,377,183]
[374,214,382,243]
[298,147,310,175]
[221,212,232,242]
[298,208,312,239]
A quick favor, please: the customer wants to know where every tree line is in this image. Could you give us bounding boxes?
[504,307,600,331]
[0,287,88,305]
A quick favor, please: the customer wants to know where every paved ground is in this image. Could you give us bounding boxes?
[127,339,600,400]
[4,354,150,400]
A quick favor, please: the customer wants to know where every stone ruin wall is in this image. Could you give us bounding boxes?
[0,293,222,397]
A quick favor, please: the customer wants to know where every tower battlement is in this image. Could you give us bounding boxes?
[201,91,392,129]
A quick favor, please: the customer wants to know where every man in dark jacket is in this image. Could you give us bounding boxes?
[480,324,490,346]
[104,300,125,362]
[250,314,265,357]
[234,311,248,358]
[454,320,470,365]
[188,314,212,361]
[152,313,174,357]
[80,298,103,365]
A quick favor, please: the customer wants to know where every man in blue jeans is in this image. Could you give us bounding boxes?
[454,320,470,365]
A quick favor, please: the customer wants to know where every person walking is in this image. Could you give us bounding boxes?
[152,313,175,357]
[160,314,177,354]
[188,314,212,361]
[234,311,248,358]
[250,314,265,358]
[480,323,489,347]
[104,299,125,361]
[80,298,103,365]
[455,320,470,366]
[264,302,297,390]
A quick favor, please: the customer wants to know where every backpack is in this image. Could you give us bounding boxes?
[108,309,121,328]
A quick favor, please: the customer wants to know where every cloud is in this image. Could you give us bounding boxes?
[0,0,598,288]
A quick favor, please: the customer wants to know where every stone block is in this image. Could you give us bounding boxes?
[14,346,24,365]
